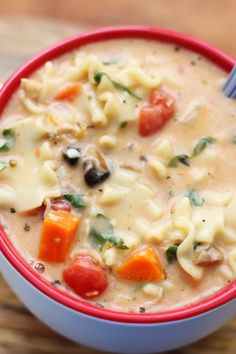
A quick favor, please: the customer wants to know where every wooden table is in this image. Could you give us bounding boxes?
[0,1,235,353]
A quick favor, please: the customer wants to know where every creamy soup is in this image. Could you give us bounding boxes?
[0,39,236,313]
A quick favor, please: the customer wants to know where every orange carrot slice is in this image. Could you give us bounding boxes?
[116,246,165,282]
[38,210,80,263]
[54,83,82,101]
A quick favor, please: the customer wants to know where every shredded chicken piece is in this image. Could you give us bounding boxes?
[193,244,223,266]
[21,79,42,101]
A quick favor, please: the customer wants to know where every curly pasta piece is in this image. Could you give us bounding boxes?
[115,67,162,88]
[74,54,103,83]
[98,92,135,125]
[228,249,236,274]
[0,185,15,208]
[192,208,225,244]
[177,222,204,280]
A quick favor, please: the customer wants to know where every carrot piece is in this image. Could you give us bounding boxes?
[54,83,82,101]
[116,247,165,282]
[38,210,80,263]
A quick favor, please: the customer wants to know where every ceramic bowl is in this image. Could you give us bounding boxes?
[0,26,235,354]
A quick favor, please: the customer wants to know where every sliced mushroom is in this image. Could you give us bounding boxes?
[63,145,81,166]
[83,146,110,187]
[193,244,223,266]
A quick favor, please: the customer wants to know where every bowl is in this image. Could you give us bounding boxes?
[0,26,235,354]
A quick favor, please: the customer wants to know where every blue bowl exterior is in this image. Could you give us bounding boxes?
[0,251,235,354]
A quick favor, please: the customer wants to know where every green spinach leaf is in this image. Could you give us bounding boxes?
[166,243,181,264]
[0,129,16,152]
[94,72,141,100]
[63,194,87,209]
[185,189,204,207]
[192,137,216,157]
[89,213,128,249]
[168,154,190,168]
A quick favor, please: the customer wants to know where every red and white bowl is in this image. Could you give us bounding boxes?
[0,27,235,353]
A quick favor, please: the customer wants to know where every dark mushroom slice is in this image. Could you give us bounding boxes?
[83,147,110,187]
[193,244,223,266]
[63,145,81,166]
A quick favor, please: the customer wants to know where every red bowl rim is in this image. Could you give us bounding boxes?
[0,26,235,324]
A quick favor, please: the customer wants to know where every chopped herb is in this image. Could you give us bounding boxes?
[102,59,117,65]
[185,189,204,207]
[89,213,128,250]
[120,121,128,129]
[0,160,8,172]
[231,135,236,144]
[166,243,181,264]
[192,137,216,157]
[139,307,146,313]
[24,223,30,232]
[0,129,16,152]
[193,241,202,250]
[94,72,141,100]
[63,194,86,209]
[168,154,190,167]
[10,208,16,213]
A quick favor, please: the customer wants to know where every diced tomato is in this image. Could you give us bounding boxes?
[63,252,108,298]
[139,89,175,137]
[51,199,72,212]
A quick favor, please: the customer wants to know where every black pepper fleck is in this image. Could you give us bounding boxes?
[174,46,180,52]
[123,100,126,104]
[166,176,171,179]
[24,223,30,232]
[96,303,105,308]
[10,208,16,213]
[128,143,135,151]
[51,280,62,286]
[139,155,147,162]
[191,61,196,66]
[98,189,103,192]
[202,219,206,222]
[139,307,146,313]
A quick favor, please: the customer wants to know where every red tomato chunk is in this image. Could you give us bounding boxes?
[139,89,176,137]
[63,253,108,298]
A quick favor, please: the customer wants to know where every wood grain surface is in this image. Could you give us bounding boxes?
[0,1,235,353]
